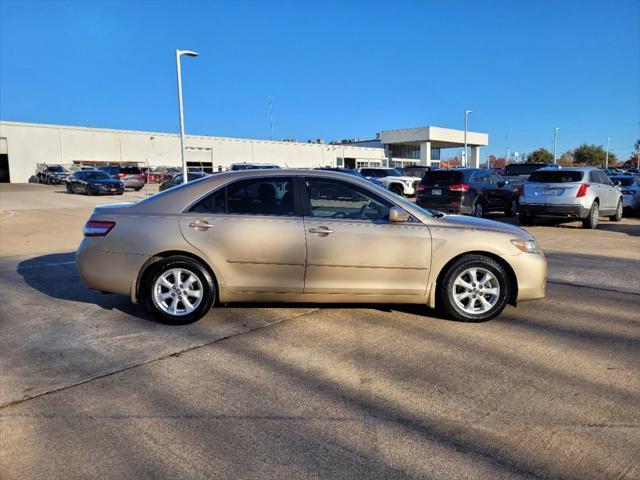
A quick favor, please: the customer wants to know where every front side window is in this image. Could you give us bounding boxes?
[189,177,295,216]
[306,179,391,221]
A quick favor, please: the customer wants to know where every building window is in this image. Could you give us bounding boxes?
[389,144,420,159]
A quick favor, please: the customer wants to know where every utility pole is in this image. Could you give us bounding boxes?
[553,127,559,164]
[605,137,611,168]
[267,96,275,140]
[464,110,472,167]
[175,49,199,183]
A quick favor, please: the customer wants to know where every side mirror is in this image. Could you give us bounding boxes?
[389,206,410,222]
[613,180,621,187]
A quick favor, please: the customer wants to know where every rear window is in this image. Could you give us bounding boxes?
[421,170,464,185]
[528,171,584,183]
[121,166,142,174]
[612,177,637,187]
[504,164,546,176]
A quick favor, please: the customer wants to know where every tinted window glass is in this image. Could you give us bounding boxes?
[504,164,547,176]
[306,179,391,221]
[489,173,504,184]
[612,177,635,187]
[421,171,464,185]
[85,171,110,180]
[122,166,142,174]
[189,187,226,214]
[597,171,612,185]
[227,177,295,216]
[528,171,584,183]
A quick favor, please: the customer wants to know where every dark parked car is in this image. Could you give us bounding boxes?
[502,163,553,189]
[159,171,208,191]
[36,164,69,184]
[99,165,146,190]
[416,168,518,217]
[65,170,124,195]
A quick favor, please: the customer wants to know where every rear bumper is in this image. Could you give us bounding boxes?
[519,203,589,218]
[416,194,473,214]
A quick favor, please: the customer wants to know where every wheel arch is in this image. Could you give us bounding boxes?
[134,250,219,304]
[432,251,518,308]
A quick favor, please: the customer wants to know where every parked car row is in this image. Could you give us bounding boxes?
[412,166,637,228]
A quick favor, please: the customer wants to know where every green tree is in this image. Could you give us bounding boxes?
[526,148,554,163]
[573,144,617,166]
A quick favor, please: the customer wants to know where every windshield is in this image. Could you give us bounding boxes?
[612,177,638,187]
[48,166,65,172]
[504,164,546,176]
[85,171,110,180]
[528,171,584,183]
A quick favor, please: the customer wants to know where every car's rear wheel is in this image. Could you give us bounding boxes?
[473,201,484,218]
[134,186,143,191]
[142,256,215,324]
[85,185,93,196]
[518,212,535,226]
[439,254,511,322]
[504,199,517,217]
[609,199,623,222]
[66,183,72,193]
[389,184,403,196]
[583,201,599,229]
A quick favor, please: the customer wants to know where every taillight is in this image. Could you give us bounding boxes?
[449,184,469,192]
[139,173,145,178]
[84,220,115,237]
[416,182,425,192]
[117,173,126,178]
[576,184,589,197]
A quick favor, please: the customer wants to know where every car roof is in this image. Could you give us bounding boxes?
[537,166,596,172]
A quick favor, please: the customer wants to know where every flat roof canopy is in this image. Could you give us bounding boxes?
[380,126,488,148]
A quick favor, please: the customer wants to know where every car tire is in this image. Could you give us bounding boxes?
[504,199,517,217]
[609,199,623,222]
[142,256,215,325]
[582,201,599,229]
[85,185,93,196]
[473,201,485,218]
[518,212,535,226]
[438,254,511,322]
[134,186,143,191]
[66,183,72,194]
[389,184,403,196]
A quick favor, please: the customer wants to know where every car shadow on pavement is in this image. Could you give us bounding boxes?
[16,252,157,322]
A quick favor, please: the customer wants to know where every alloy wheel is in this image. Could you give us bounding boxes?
[152,268,204,316]
[452,267,500,315]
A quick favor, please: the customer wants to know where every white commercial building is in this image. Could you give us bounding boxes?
[0,121,488,183]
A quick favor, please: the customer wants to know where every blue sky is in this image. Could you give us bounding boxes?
[1,0,638,160]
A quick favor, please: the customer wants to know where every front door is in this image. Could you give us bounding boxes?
[302,177,431,295]
[180,176,306,293]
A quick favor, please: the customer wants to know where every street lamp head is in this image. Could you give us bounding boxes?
[465,110,472,115]
[177,50,199,57]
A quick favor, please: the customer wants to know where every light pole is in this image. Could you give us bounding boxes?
[605,137,611,168]
[464,110,472,167]
[267,95,275,140]
[176,49,199,183]
[553,127,559,164]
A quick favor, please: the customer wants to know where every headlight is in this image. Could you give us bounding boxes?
[511,238,541,254]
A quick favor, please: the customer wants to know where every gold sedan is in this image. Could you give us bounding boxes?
[77,169,546,324]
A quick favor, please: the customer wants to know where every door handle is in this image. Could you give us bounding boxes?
[188,221,214,230]
[308,226,334,235]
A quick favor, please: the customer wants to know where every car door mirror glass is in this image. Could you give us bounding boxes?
[389,206,410,222]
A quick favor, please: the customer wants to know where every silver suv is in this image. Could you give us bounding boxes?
[518,167,623,229]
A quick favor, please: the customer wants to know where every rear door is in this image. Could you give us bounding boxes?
[593,171,617,210]
[302,177,431,295]
[488,173,512,208]
[179,176,307,293]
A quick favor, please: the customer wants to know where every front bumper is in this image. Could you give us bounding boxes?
[519,203,589,219]
[505,251,547,303]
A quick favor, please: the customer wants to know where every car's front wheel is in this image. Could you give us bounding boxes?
[439,254,511,322]
[609,199,623,222]
[473,201,484,218]
[389,184,403,196]
[518,212,535,226]
[504,199,517,217]
[142,256,215,324]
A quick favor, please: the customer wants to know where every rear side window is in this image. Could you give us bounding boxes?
[504,164,546,176]
[189,177,295,216]
[421,171,463,185]
[528,171,583,183]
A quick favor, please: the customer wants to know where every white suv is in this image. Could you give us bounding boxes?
[359,167,422,196]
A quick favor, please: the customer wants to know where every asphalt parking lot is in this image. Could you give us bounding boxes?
[1,183,639,479]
